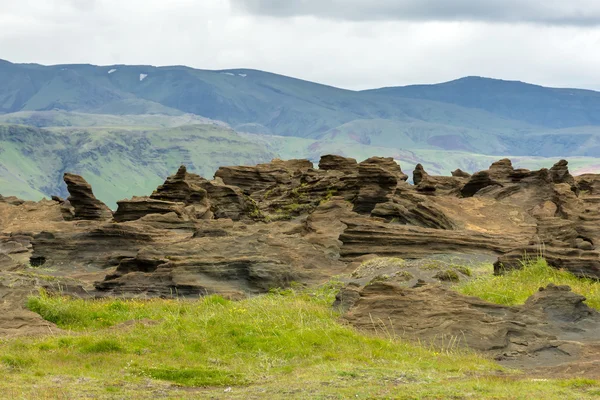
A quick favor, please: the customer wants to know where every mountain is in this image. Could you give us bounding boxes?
[2,60,600,158]
[366,76,600,128]
[2,59,600,204]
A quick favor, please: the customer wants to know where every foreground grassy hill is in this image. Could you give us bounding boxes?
[0,261,598,399]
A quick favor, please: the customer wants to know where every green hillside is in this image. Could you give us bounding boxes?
[2,116,600,206]
[0,110,223,128]
[0,123,276,207]
[4,59,600,158]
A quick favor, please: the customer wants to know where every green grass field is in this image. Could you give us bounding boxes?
[0,268,599,399]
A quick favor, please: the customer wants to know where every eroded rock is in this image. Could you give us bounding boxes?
[341,282,600,370]
[63,173,112,220]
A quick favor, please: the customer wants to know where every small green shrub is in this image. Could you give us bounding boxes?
[202,295,230,306]
[80,339,124,354]
[454,266,472,277]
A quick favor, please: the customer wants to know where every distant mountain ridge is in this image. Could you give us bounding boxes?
[366,76,600,128]
[3,59,600,159]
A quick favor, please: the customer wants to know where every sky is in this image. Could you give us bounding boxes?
[1,0,600,90]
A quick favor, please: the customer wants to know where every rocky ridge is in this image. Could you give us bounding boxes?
[2,155,599,293]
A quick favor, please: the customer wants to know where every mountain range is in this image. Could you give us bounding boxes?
[2,58,600,206]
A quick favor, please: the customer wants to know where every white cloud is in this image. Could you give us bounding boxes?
[0,0,599,91]
[231,0,600,25]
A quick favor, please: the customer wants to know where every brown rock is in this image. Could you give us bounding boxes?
[0,195,25,206]
[370,193,456,229]
[202,178,258,220]
[114,197,206,223]
[576,174,600,194]
[215,159,314,195]
[549,159,576,186]
[342,282,600,370]
[63,173,112,220]
[95,219,347,297]
[318,154,358,174]
[353,157,407,214]
[339,217,525,259]
[451,169,471,178]
[150,165,209,205]
[413,164,467,194]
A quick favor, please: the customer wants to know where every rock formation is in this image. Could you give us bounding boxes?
[318,154,358,174]
[215,159,313,195]
[338,282,600,371]
[114,165,257,222]
[0,156,598,299]
[412,164,467,194]
[353,157,408,214]
[63,173,112,220]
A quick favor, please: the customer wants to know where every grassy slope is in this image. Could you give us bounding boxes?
[3,115,600,207]
[0,123,276,208]
[0,110,223,128]
[0,283,597,399]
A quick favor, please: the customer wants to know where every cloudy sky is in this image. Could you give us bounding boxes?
[1,0,600,90]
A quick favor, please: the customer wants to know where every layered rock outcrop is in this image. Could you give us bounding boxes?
[0,155,597,301]
[413,164,467,194]
[63,173,112,220]
[114,165,255,222]
[339,282,600,371]
[353,157,408,214]
[215,159,313,195]
[318,154,358,174]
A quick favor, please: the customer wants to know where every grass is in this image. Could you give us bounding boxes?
[0,281,597,398]
[457,257,600,309]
